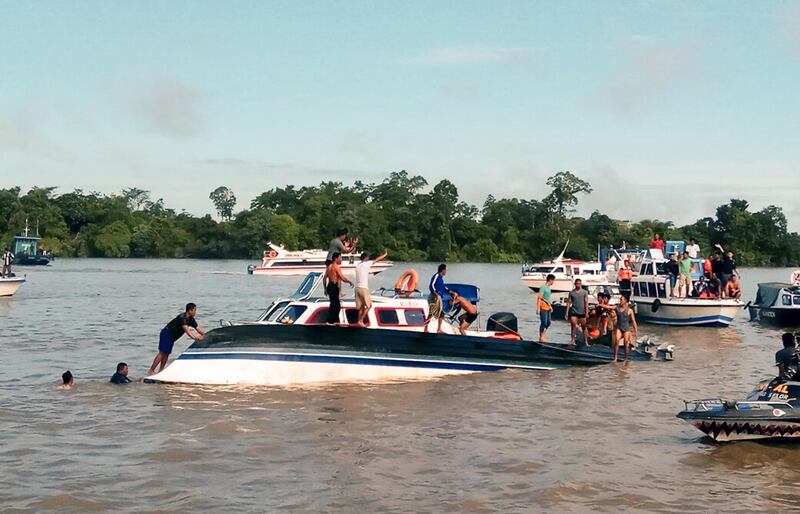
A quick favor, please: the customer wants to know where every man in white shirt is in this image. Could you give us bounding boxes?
[686,239,700,259]
[2,248,14,277]
[355,250,389,327]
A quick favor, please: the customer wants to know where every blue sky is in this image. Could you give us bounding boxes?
[1,0,799,228]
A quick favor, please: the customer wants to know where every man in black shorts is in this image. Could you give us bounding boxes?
[449,291,478,335]
[565,279,589,345]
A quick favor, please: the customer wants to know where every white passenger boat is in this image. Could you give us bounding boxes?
[521,245,609,299]
[0,275,26,297]
[146,273,667,386]
[246,242,393,277]
[630,248,741,327]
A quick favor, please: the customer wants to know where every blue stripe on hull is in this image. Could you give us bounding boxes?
[177,351,553,371]
[637,314,733,327]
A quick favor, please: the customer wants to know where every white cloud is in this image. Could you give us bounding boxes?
[132,78,202,138]
[409,45,533,65]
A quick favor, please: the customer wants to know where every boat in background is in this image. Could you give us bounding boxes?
[678,379,800,442]
[748,279,800,326]
[247,242,392,277]
[0,274,26,297]
[521,243,609,300]
[629,244,741,327]
[13,220,53,266]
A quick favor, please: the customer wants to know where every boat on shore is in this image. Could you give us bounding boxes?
[0,275,26,297]
[246,242,392,277]
[146,272,672,386]
[678,379,800,442]
[748,280,800,326]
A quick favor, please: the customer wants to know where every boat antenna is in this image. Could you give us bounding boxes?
[554,240,569,262]
[35,219,40,237]
[24,218,30,237]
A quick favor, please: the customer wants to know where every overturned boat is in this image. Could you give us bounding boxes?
[677,379,800,442]
[146,272,672,386]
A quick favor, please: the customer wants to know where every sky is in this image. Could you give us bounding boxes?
[1,0,800,229]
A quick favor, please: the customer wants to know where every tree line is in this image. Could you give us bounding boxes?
[2,171,799,266]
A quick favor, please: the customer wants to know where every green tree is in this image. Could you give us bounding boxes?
[209,186,237,221]
[94,221,132,257]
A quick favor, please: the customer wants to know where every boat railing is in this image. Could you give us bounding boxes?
[681,399,795,412]
[373,287,425,299]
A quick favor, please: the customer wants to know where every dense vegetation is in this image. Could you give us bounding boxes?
[2,171,799,265]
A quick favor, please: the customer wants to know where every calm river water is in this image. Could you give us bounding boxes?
[2,259,799,512]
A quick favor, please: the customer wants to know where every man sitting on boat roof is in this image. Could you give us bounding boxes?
[325,229,358,266]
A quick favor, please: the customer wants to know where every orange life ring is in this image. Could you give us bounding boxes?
[394,269,418,296]
[268,250,278,258]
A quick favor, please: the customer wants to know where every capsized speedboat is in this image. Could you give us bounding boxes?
[145,272,674,386]
[677,379,800,442]
[0,274,26,297]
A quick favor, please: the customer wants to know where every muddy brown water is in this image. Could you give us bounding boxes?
[1,260,799,512]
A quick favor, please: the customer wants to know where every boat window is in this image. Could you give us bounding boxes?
[524,265,556,273]
[377,309,400,325]
[277,305,307,323]
[265,301,291,322]
[784,295,792,306]
[292,274,317,298]
[648,283,657,297]
[657,282,667,298]
[308,307,329,324]
[655,262,667,275]
[344,309,363,325]
[795,296,800,306]
[271,260,324,267]
[632,282,640,296]
[403,309,426,326]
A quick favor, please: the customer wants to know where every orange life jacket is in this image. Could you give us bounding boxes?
[618,268,633,280]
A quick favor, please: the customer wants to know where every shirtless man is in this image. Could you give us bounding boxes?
[449,291,478,335]
[324,252,352,325]
[724,274,742,300]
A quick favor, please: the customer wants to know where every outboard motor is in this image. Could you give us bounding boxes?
[487,312,518,333]
[246,264,256,275]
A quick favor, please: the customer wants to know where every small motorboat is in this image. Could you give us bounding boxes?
[0,274,26,297]
[12,221,52,266]
[520,242,610,300]
[678,379,800,442]
[246,242,392,277]
[748,281,800,327]
[145,272,674,386]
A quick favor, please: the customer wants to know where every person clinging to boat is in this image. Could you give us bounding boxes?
[448,290,478,335]
[148,303,205,375]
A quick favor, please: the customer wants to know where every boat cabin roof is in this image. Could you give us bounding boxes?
[755,282,800,307]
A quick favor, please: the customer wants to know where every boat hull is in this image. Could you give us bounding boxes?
[144,324,625,386]
[677,411,800,442]
[748,306,800,327]
[632,297,739,327]
[0,277,25,297]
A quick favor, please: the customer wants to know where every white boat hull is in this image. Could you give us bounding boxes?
[0,277,25,297]
[251,262,392,277]
[633,297,740,327]
[148,350,554,386]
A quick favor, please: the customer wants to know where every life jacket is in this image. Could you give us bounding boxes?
[703,259,712,273]
[538,294,552,311]
[618,268,633,280]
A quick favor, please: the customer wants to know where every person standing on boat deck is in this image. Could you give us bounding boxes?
[614,295,638,362]
[776,333,799,381]
[325,229,358,266]
[449,291,478,335]
[714,243,738,293]
[110,362,132,384]
[686,239,700,259]
[324,253,353,325]
[664,253,680,298]
[565,279,589,345]
[678,251,693,298]
[703,254,713,279]
[1,247,14,277]
[148,303,205,375]
[649,234,665,251]
[424,264,449,334]
[536,274,555,341]
[355,250,389,327]
[710,252,724,282]
[618,260,633,301]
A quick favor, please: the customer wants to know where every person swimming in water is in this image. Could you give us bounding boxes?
[61,370,74,389]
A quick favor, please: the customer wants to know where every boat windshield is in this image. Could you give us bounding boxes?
[264,301,291,322]
[292,273,321,299]
[525,265,559,273]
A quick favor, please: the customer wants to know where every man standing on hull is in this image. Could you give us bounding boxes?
[355,250,388,327]
[565,279,589,345]
[324,253,353,325]
[148,303,205,375]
